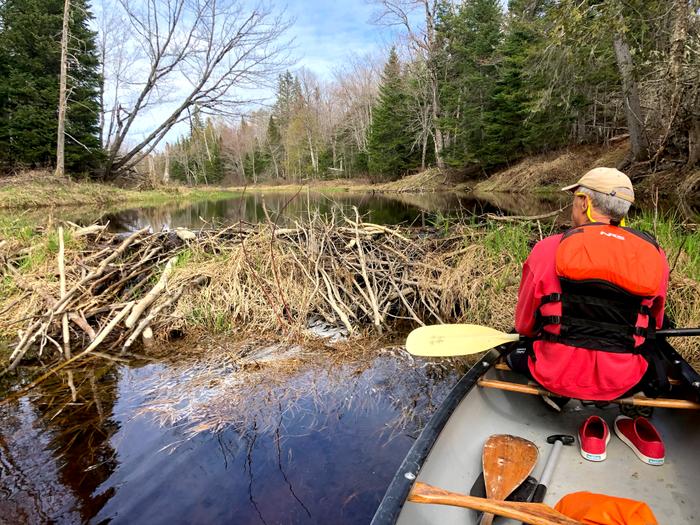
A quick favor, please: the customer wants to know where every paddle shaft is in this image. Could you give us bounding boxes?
[477,378,700,409]
[530,443,562,504]
[408,482,582,525]
[405,325,700,358]
[527,435,574,511]
[657,328,700,337]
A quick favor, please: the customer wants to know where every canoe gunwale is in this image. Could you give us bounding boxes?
[370,346,505,525]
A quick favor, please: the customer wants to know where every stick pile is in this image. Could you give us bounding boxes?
[0,210,521,373]
[1,225,208,373]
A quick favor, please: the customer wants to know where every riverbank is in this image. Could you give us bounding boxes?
[4,144,698,214]
[0,171,241,210]
[230,141,699,204]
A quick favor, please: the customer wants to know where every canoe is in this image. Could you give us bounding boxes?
[372,343,700,524]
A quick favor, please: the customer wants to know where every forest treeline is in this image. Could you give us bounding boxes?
[1,0,698,185]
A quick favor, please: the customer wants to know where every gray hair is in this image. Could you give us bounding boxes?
[577,186,631,223]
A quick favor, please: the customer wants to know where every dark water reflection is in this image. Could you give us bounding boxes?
[102,191,570,233]
[0,349,467,524]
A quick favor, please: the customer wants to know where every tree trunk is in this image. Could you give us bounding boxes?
[307,132,317,175]
[55,0,70,178]
[688,118,700,168]
[430,58,444,169]
[613,34,648,161]
[163,154,170,183]
[99,35,106,148]
[667,0,690,163]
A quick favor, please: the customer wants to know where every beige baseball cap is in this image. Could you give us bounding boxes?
[561,167,635,203]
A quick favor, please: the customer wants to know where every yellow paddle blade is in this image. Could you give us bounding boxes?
[405,324,520,357]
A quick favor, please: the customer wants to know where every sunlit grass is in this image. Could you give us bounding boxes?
[632,211,700,281]
[483,222,533,263]
[0,175,242,210]
[0,215,36,242]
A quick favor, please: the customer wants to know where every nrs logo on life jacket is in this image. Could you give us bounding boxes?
[535,223,665,354]
[599,230,625,241]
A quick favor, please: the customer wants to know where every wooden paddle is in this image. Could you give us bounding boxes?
[408,482,582,525]
[405,324,700,357]
[481,434,539,525]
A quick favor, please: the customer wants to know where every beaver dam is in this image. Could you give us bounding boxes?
[1,209,699,386]
[0,209,699,522]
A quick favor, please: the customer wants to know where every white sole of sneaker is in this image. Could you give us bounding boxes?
[614,419,665,466]
[579,432,610,462]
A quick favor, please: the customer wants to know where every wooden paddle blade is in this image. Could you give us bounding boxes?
[481,434,539,525]
[408,482,582,525]
[405,324,519,357]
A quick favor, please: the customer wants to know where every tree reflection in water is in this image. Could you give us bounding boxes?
[0,363,121,522]
[0,341,471,524]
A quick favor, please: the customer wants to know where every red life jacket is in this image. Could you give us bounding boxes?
[535,223,665,353]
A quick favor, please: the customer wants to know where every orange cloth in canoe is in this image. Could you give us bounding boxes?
[555,492,658,525]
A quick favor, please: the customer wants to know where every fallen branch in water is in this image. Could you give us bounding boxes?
[486,205,571,222]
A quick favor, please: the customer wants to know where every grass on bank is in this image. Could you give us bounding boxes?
[0,171,241,210]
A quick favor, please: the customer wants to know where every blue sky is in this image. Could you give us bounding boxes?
[281,0,399,80]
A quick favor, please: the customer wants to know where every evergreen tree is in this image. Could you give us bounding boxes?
[367,48,417,179]
[0,0,102,173]
[170,111,224,184]
[265,115,283,178]
[478,1,543,166]
[435,0,503,167]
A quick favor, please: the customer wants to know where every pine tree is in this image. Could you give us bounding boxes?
[0,0,102,173]
[478,2,538,166]
[266,115,283,178]
[435,0,503,167]
[367,48,417,179]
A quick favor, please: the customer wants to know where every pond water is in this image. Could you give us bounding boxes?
[0,346,468,524]
[100,190,571,232]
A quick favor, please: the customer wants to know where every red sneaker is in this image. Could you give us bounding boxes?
[614,416,665,466]
[578,415,610,462]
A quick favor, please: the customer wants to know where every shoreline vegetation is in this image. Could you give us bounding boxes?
[1,210,698,399]
[3,143,699,211]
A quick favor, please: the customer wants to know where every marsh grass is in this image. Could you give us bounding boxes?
[483,222,534,263]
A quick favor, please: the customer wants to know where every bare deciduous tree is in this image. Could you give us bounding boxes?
[371,0,444,168]
[332,54,380,158]
[100,0,291,177]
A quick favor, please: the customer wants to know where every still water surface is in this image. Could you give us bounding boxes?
[101,190,569,232]
[1,347,466,524]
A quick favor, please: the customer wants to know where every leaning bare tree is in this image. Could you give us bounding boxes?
[100,0,291,178]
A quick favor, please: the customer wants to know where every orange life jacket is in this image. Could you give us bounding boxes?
[535,223,665,353]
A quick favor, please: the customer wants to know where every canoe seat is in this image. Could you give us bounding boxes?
[478,375,700,410]
[494,361,681,385]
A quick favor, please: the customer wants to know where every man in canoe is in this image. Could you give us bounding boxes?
[508,167,670,404]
